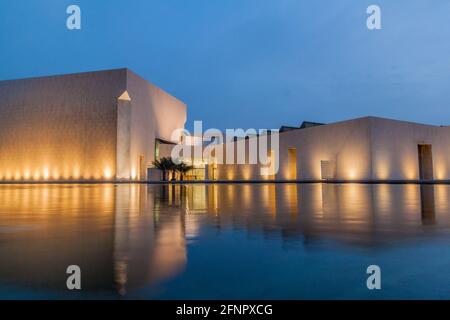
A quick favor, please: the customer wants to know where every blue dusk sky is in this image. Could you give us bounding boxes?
[1,0,450,131]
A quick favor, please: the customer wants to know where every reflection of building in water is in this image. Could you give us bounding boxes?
[113,185,187,295]
[0,185,116,291]
[0,183,448,295]
[0,184,187,295]
[189,183,448,247]
[420,185,436,225]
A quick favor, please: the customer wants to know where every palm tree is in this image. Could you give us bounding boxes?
[152,157,176,181]
[175,162,193,181]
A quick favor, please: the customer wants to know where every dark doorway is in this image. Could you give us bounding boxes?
[139,155,145,180]
[288,148,297,180]
[418,144,434,180]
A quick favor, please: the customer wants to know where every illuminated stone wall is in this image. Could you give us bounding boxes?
[122,70,186,180]
[0,69,187,181]
[278,117,372,181]
[370,117,450,181]
[213,117,372,181]
[213,117,450,182]
[0,69,126,180]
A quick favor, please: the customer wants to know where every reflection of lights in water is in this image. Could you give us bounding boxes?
[226,184,234,203]
[185,214,200,239]
[207,184,219,213]
[114,260,128,296]
[2,183,450,297]
[242,184,252,208]
[339,184,370,222]
[435,185,448,211]
[375,184,391,215]
[261,184,277,218]
[404,184,419,206]
[190,185,207,210]
[285,184,298,219]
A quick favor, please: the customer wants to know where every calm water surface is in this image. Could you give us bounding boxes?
[0,183,449,299]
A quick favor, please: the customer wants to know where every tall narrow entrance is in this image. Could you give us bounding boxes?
[418,144,433,180]
[139,155,145,180]
[288,148,297,180]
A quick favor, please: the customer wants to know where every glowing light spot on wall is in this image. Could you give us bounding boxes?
[33,171,41,180]
[404,166,417,180]
[43,168,50,180]
[103,168,112,179]
[226,170,235,181]
[377,162,390,180]
[62,167,71,180]
[242,184,252,207]
[131,168,137,180]
[52,170,60,180]
[402,158,417,180]
[72,168,81,180]
[242,166,251,180]
[23,169,31,180]
[347,169,357,180]
[435,164,446,180]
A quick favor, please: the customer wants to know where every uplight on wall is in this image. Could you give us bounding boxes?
[131,168,137,180]
[227,170,235,181]
[242,166,251,180]
[0,167,120,181]
[435,163,447,180]
[23,169,31,180]
[347,169,357,180]
[103,168,113,179]
[43,168,50,180]
[72,168,81,180]
[376,162,390,180]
